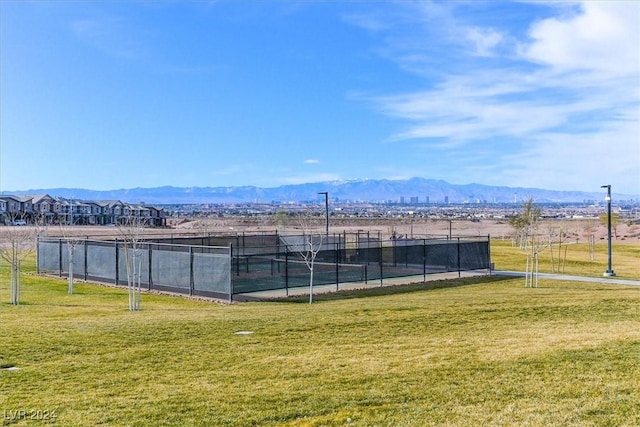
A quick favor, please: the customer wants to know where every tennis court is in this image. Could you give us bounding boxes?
[37,232,491,301]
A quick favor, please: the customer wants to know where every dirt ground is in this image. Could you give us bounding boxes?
[46,217,640,244]
[174,216,640,243]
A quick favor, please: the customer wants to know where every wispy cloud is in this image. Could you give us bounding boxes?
[71,15,145,59]
[278,173,342,186]
[304,159,320,164]
[353,1,639,193]
[466,27,504,57]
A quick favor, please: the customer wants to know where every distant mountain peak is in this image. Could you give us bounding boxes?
[3,178,636,205]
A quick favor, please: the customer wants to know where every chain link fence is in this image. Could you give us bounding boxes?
[37,233,490,300]
[228,233,490,295]
[37,238,232,300]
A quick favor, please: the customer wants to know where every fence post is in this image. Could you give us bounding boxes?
[36,238,40,275]
[58,239,63,277]
[235,242,240,276]
[423,239,427,282]
[228,244,233,304]
[365,233,370,264]
[285,249,289,297]
[379,238,383,287]
[405,241,408,268]
[457,237,461,278]
[148,243,153,291]
[487,234,492,274]
[189,246,194,296]
[84,240,88,281]
[335,240,339,291]
[393,237,397,267]
[114,239,119,286]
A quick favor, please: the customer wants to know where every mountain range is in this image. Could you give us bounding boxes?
[3,178,637,205]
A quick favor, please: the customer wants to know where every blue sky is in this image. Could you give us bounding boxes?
[1,1,639,195]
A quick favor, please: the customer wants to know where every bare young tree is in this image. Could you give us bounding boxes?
[0,215,36,305]
[509,199,541,250]
[300,232,324,304]
[599,212,620,239]
[274,208,289,233]
[472,218,486,238]
[546,220,571,274]
[581,219,597,261]
[509,199,549,287]
[118,215,147,311]
[294,208,324,304]
[193,218,212,246]
[57,218,81,294]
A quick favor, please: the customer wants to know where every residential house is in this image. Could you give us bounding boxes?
[0,195,166,227]
[31,194,58,224]
[0,195,25,223]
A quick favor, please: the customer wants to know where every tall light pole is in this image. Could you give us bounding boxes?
[318,192,328,236]
[601,185,615,277]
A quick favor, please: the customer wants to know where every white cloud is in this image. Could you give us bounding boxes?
[523,1,639,78]
[360,1,640,193]
[304,159,320,164]
[381,85,566,143]
[342,11,392,32]
[278,173,342,185]
[499,117,640,193]
[466,27,504,57]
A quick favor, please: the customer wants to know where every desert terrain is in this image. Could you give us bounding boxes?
[44,216,640,244]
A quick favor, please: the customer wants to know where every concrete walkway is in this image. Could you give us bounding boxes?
[493,270,640,286]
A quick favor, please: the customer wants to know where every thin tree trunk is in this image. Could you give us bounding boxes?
[309,259,314,304]
[557,239,562,274]
[11,262,18,305]
[10,245,20,305]
[135,255,142,310]
[549,237,555,273]
[68,245,75,294]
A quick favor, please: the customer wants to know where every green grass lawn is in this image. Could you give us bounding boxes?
[2,255,640,426]
[490,239,640,280]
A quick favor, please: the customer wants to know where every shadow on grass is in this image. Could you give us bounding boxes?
[264,275,514,304]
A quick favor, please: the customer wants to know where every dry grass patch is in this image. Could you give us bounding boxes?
[1,259,639,426]
[490,239,640,280]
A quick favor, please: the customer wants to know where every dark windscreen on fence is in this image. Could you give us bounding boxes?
[37,233,490,299]
[228,234,490,294]
[37,238,232,300]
